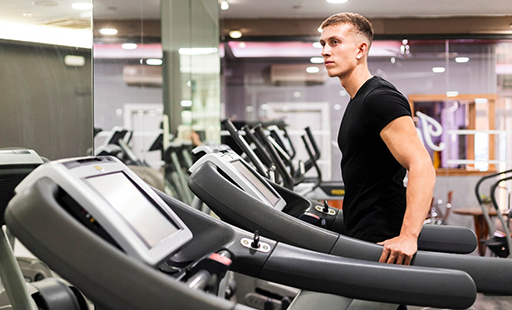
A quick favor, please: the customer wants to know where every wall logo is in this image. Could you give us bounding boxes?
[416,111,446,151]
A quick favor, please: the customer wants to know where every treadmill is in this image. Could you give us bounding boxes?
[187,146,512,296]
[0,149,87,310]
[5,156,477,309]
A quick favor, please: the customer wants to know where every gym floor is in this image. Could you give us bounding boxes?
[408,294,512,310]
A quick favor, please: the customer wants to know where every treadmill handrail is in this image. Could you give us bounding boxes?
[242,125,274,168]
[188,160,512,295]
[301,127,321,173]
[254,124,294,190]
[8,168,476,310]
[301,134,322,191]
[490,175,512,258]
[6,179,238,310]
[222,118,269,179]
[475,169,512,236]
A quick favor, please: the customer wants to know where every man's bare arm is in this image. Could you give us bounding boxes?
[378,115,436,265]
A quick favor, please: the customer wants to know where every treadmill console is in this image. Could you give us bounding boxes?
[190,147,287,211]
[15,156,193,266]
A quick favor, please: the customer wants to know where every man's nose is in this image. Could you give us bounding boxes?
[321,46,330,57]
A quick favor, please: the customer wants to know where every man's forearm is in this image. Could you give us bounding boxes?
[400,161,436,239]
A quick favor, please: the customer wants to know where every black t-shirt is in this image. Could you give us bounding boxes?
[338,76,412,243]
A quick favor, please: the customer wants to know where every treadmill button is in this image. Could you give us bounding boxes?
[240,238,271,253]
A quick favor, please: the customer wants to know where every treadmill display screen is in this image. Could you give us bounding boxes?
[231,160,281,207]
[86,172,179,248]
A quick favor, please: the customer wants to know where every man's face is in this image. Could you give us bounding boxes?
[319,24,362,78]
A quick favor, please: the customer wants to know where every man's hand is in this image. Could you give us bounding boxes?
[377,235,418,265]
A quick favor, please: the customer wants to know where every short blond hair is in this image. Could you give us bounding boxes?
[320,13,374,45]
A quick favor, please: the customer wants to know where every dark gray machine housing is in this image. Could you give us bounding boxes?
[189,148,477,254]
[5,157,478,310]
[188,157,512,295]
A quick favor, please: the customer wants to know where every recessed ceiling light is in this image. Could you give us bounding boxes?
[455,57,469,63]
[72,3,93,10]
[99,28,118,35]
[220,0,229,10]
[306,66,320,73]
[432,67,445,73]
[22,13,33,17]
[180,100,193,107]
[64,55,85,67]
[146,59,163,66]
[229,30,242,39]
[122,43,138,50]
[446,91,459,97]
[310,57,324,64]
[326,0,348,3]
[312,42,322,48]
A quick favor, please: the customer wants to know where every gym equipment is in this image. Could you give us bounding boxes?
[475,169,512,257]
[0,149,87,310]
[263,124,345,200]
[5,156,477,309]
[488,174,512,258]
[190,145,476,253]
[95,127,145,167]
[187,147,512,295]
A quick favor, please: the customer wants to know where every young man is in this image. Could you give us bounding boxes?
[319,13,435,266]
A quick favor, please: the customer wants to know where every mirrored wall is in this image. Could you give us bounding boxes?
[0,0,93,159]
[93,0,220,202]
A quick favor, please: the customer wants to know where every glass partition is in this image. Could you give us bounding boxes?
[93,0,220,202]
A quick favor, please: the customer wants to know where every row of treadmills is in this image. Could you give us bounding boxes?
[1,120,512,309]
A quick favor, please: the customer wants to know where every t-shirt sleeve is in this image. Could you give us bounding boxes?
[364,89,412,133]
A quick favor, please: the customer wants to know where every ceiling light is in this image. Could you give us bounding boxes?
[455,57,469,63]
[22,13,33,17]
[312,42,322,48]
[310,57,324,64]
[229,30,242,39]
[122,43,138,50]
[180,100,193,107]
[238,42,246,48]
[317,27,323,33]
[99,28,118,35]
[326,0,348,3]
[432,67,445,73]
[64,55,85,66]
[446,91,459,97]
[220,0,229,10]
[179,47,218,55]
[72,3,93,10]
[306,66,320,73]
[146,59,163,66]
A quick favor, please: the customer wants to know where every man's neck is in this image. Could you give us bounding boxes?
[340,68,373,98]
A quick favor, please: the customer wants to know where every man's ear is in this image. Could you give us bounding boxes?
[356,42,368,60]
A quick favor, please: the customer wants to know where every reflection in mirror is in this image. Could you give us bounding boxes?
[0,0,93,159]
[93,0,166,193]
[93,0,221,203]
